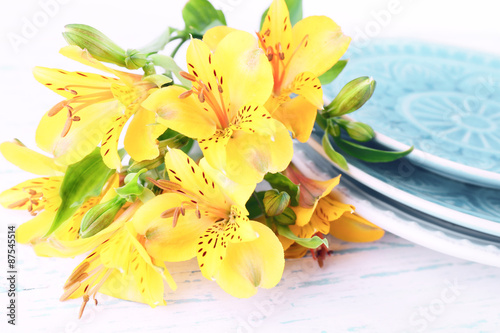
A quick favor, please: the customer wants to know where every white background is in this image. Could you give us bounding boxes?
[1,1,500,332]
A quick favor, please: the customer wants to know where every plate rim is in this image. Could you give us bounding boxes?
[307,137,500,237]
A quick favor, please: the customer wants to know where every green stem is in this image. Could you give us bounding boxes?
[170,38,187,58]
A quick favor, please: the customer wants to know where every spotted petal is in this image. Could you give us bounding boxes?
[260,0,293,63]
[290,72,323,109]
[214,31,273,117]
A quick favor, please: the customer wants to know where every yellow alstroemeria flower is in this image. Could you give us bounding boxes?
[0,141,65,225]
[34,45,166,170]
[142,31,293,185]
[61,221,176,318]
[279,164,384,260]
[0,141,124,257]
[133,149,284,298]
[204,0,351,142]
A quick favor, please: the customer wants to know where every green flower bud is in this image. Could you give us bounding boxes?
[273,207,297,226]
[263,190,290,217]
[63,24,126,67]
[323,77,376,117]
[79,196,126,238]
[124,49,148,70]
[344,121,375,142]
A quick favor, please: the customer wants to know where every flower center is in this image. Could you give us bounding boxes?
[148,178,229,227]
[178,70,230,129]
[256,31,309,96]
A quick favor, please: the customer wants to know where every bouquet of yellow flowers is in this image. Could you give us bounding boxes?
[1,0,410,318]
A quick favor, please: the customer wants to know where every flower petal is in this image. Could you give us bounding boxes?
[36,100,122,166]
[32,66,114,99]
[0,177,62,212]
[203,26,237,51]
[199,158,255,207]
[284,16,351,85]
[59,45,139,84]
[15,211,55,244]
[0,142,65,176]
[290,72,323,109]
[310,194,355,234]
[124,107,166,163]
[132,193,212,262]
[214,31,274,116]
[142,86,217,139]
[260,0,293,62]
[224,115,293,185]
[198,128,231,175]
[164,148,227,205]
[270,95,318,142]
[285,165,340,208]
[215,221,284,298]
[330,213,385,243]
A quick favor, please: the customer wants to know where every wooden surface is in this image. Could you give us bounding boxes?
[2,224,500,333]
[1,1,500,332]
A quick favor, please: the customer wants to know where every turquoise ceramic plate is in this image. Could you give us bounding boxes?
[308,126,500,237]
[323,40,500,188]
[293,142,500,267]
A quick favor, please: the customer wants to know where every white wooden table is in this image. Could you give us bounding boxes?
[1,1,500,332]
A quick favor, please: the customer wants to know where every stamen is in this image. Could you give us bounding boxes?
[198,89,205,103]
[72,116,81,121]
[48,100,68,117]
[178,90,193,99]
[7,197,29,209]
[61,118,73,137]
[179,71,197,82]
[79,295,90,319]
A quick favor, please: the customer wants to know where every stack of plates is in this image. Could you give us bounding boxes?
[303,40,500,266]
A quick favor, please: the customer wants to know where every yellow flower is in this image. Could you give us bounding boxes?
[142,31,293,185]
[279,164,384,258]
[133,149,284,298]
[34,45,166,170]
[204,0,351,142]
[0,141,124,257]
[60,221,176,318]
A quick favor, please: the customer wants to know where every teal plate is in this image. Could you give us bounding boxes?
[308,126,500,237]
[323,40,500,188]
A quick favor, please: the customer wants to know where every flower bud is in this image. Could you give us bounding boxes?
[263,190,290,217]
[63,24,126,67]
[79,196,126,238]
[124,49,148,70]
[273,207,297,225]
[344,121,374,142]
[323,77,376,117]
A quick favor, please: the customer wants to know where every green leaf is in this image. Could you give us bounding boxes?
[46,148,115,236]
[264,172,300,206]
[334,137,414,163]
[276,224,328,249]
[150,54,192,87]
[318,60,348,85]
[139,27,175,55]
[260,0,303,29]
[182,0,226,36]
[322,132,348,170]
[246,191,266,219]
